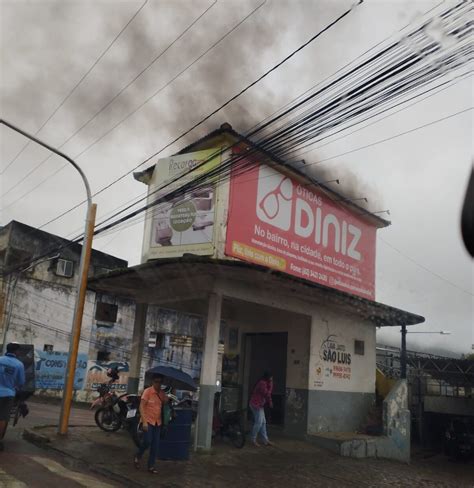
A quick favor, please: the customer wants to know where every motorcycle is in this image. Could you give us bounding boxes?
[212,392,245,448]
[90,367,140,433]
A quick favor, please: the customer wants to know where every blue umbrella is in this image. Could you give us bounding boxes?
[145,366,197,391]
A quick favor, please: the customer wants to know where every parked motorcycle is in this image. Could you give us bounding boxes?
[90,367,140,433]
[95,391,141,433]
[212,392,245,448]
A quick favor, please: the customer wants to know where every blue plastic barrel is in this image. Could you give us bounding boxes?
[158,408,192,460]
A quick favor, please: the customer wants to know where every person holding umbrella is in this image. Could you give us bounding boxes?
[134,373,169,474]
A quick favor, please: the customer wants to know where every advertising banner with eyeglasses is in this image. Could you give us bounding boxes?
[225,161,377,299]
[143,148,221,260]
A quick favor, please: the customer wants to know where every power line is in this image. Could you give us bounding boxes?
[379,236,473,296]
[85,100,473,246]
[89,11,473,238]
[81,98,473,246]
[3,101,472,279]
[0,0,149,177]
[47,1,472,226]
[10,313,202,372]
[0,0,217,199]
[13,321,202,374]
[3,104,472,302]
[285,70,472,161]
[0,0,264,208]
[67,3,463,241]
[0,0,357,223]
[303,107,473,168]
[2,2,470,276]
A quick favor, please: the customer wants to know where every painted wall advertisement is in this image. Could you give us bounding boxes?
[86,360,129,391]
[35,351,88,390]
[225,158,377,299]
[313,334,352,389]
[145,148,221,259]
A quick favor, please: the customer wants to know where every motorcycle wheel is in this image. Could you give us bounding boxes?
[228,423,246,449]
[95,407,122,432]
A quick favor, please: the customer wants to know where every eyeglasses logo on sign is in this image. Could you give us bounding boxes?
[256,165,293,231]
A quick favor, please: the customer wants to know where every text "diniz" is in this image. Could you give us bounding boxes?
[294,199,362,261]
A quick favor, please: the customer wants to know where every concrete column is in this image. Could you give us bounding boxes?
[127,303,148,394]
[196,293,222,451]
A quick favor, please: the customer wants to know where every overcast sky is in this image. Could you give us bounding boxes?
[1,0,472,355]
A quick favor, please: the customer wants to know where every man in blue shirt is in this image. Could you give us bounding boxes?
[0,343,25,450]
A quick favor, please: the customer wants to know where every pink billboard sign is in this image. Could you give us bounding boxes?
[225,160,377,299]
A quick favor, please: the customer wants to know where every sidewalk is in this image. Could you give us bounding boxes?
[23,425,474,488]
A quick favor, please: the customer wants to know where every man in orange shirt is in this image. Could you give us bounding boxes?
[134,374,169,474]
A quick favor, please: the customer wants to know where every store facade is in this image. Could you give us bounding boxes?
[88,124,424,456]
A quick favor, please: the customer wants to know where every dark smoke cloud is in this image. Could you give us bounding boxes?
[1,0,379,206]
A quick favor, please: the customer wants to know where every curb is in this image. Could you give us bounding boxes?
[22,428,145,487]
[23,428,50,444]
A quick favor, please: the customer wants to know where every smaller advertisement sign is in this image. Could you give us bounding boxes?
[144,148,221,259]
[313,334,352,388]
[35,351,88,390]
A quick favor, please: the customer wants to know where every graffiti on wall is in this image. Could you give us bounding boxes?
[86,360,129,391]
[35,350,88,390]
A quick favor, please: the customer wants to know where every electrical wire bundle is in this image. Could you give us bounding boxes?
[89,1,473,243]
[2,1,472,277]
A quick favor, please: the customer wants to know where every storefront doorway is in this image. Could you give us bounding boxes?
[243,332,288,426]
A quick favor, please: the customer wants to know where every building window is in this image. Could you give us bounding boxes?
[97,351,110,362]
[354,340,365,355]
[43,344,53,353]
[95,302,118,324]
[148,332,165,348]
[56,259,74,278]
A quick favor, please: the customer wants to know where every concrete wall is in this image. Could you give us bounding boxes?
[308,390,374,433]
[2,275,137,401]
[382,379,411,462]
[4,277,95,355]
[321,380,411,462]
[3,277,96,401]
[424,395,474,416]
[308,311,376,434]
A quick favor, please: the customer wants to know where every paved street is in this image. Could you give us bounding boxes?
[1,398,473,487]
[0,399,118,487]
[7,399,473,488]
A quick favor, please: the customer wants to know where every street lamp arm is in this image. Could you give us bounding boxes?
[0,119,92,204]
[0,118,96,436]
[405,331,451,335]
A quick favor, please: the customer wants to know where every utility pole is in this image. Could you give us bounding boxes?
[59,202,96,434]
[0,119,96,435]
[400,325,407,380]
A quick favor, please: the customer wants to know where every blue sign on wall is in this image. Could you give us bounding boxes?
[35,350,88,390]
